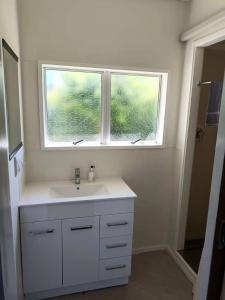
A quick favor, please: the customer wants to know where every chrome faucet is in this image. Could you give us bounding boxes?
[74,168,80,184]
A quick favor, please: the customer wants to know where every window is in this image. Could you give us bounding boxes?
[40,64,168,149]
[111,74,160,142]
[44,69,101,143]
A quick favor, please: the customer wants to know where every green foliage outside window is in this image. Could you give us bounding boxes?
[111,74,159,141]
[45,69,160,143]
[46,70,101,142]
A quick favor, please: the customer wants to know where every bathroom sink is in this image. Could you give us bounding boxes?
[50,183,109,198]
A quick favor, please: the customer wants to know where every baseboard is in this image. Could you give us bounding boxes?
[133,244,168,255]
[166,247,197,284]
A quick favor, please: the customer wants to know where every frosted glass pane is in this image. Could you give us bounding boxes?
[45,69,101,143]
[110,74,160,142]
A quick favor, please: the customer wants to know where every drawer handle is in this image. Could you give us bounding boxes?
[70,225,93,231]
[29,229,54,235]
[107,221,128,227]
[105,264,126,271]
[106,243,127,249]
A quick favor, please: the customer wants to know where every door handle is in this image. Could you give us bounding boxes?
[196,127,205,140]
[107,221,128,227]
[219,220,225,249]
[29,229,54,235]
[105,264,126,271]
[70,225,93,231]
[106,243,127,249]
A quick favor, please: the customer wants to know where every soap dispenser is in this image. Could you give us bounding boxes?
[88,165,95,182]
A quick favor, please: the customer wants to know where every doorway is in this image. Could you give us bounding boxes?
[178,41,225,274]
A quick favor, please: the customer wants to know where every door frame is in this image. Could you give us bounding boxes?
[175,11,225,251]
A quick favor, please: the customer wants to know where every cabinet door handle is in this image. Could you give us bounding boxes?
[106,243,127,249]
[29,229,54,235]
[105,264,126,271]
[107,221,128,227]
[70,225,93,231]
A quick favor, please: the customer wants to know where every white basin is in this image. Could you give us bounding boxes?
[50,183,109,198]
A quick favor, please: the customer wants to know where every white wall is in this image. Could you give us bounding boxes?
[0,0,20,54]
[18,0,188,250]
[186,0,225,28]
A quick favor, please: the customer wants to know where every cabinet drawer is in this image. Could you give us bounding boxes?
[20,198,134,223]
[21,220,62,293]
[100,213,133,237]
[100,236,132,259]
[99,256,131,280]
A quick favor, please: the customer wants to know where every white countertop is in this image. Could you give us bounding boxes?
[20,177,137,207]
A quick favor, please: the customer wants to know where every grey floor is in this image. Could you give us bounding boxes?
[50,251,193,300]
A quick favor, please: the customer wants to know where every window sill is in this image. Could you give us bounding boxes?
[42,142,165,151]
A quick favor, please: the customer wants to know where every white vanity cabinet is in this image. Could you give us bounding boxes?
[20,198,135,299]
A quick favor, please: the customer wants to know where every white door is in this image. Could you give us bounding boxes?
[21,220,62,294]
[62,216,99,287]
[196,73,225,300]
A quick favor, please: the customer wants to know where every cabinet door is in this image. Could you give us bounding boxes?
[21,220,62,294]
[62,216,99,286]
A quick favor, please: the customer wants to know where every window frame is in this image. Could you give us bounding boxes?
[38,62,168,150]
